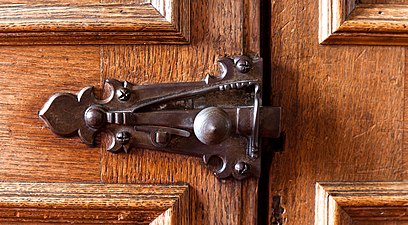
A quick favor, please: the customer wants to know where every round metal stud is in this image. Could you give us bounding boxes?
[84,106,106,129]
[193,107,231,145]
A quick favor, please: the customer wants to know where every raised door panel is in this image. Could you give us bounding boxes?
[0,0,189,44]
[0,182,189,224]
[316,182,408,225]
[320,0,408,45]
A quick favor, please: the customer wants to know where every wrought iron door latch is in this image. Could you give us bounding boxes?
[39,56,281,180]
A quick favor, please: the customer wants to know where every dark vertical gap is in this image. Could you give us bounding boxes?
[258,0,273,224]
[271,196,285,225]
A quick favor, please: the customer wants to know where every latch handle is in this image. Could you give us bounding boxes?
[39,56,281,180]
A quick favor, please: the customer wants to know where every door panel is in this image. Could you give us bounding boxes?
[0,0,189,44]
[0,182,189,224]
[269,0,406,224]
[0,0,260,224]
[320,0,408,45]
[316,182,408,224]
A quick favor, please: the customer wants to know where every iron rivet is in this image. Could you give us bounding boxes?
[235,58,252,73]
[84,106,106,129]
[117,88,131,101]
[234,162,249,175]
[116,131,130,145]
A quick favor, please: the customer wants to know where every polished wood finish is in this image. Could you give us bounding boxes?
[320,0,408,45]
[0,182,189,224]
[316,182,408,224]
[270,0,406,223]
[0,0,189,44]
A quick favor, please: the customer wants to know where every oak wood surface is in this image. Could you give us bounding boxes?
[269,0,406,224]
[0,46,101,183]
[0,182,189,224]
[0,0,190,44]
[0,0,260,223]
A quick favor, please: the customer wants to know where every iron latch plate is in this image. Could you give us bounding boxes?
[39,56,281,180]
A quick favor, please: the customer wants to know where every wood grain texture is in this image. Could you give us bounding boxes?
[316,182,408,224]
[244,0,260,55]
[99,0,260,224]
[320,1,408,45]
[0,182,189,224]
[0,0,189,44]
[0,0,260,224]
[403,48,408,204]
[269,0,406,223]
[0,46,101,182]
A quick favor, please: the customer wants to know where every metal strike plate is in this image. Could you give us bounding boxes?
[39,56,281,180]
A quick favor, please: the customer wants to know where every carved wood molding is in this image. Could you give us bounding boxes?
[315,182,408,225]
[0,1,190,45]
[0,182,190,224]
[320,1,408,45]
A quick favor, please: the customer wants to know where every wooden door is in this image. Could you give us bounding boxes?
[268,0,408,224]
[0,0,261,224]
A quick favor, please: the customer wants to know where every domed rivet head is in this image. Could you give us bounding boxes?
[193,107,231,145]
[234,162,249,175]
[234,57,252,73]
[116,131,130,145]
[117,88,131,101]
[84,106,106,129]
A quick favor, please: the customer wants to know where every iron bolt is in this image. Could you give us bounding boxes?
[234,161,249,175]
[235,58,252,73]
[117,88,131,101]
[116,131,130,145]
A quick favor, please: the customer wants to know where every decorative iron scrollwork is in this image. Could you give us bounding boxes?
[39,56,281,180]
